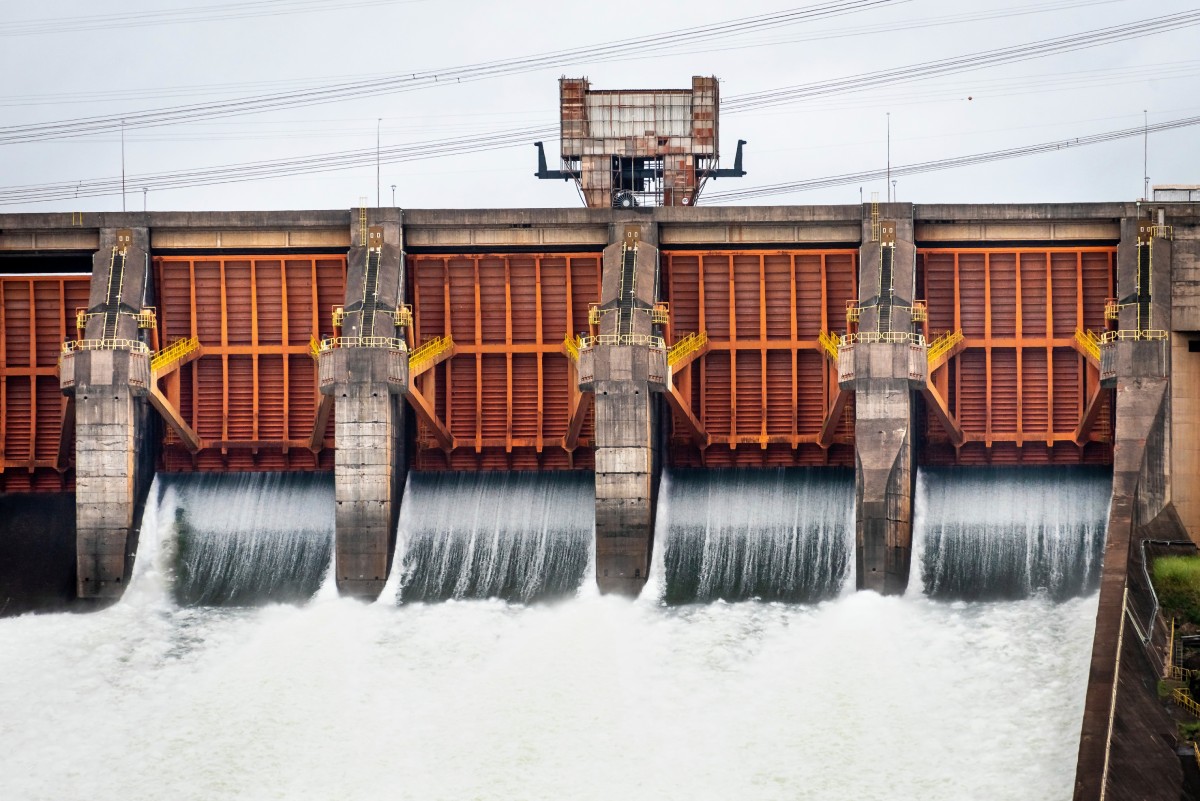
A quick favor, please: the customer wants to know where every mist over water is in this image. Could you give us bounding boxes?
[0,468,1102,800]
[397,471,592,603]
[914,466,1111,600]
[662,468,854,603]
[163,472,334,606]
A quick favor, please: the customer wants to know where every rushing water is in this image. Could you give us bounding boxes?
[396,471,592,603]
[0,472,1100,800]
[661,468,854,603]
[163,473,334,606]
[914,466,1111,601]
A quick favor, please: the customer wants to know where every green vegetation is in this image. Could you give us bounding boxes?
[1152,555,1200,626]
[1179,720,1200,743]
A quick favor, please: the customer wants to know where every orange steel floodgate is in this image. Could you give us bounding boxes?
[407,253,601,471]
[664,250,858,468]
[0,274,90,492]
[917,247,1115,465]
[153,255,345,472]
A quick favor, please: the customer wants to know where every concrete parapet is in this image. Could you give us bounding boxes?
[323,210,407,600]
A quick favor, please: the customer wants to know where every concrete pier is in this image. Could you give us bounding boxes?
[580,221,667,596]
[319,210,408,599]
[1074,219,1180,800]
[60,227,155,600]
[845,208,920,594]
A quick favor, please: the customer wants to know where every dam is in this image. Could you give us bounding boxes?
[1,84,1199,799]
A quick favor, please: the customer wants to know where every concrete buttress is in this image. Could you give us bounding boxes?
[846,207,919,594]
[63,227,155,600]
[580,221,667,596]
[319,209,408,600]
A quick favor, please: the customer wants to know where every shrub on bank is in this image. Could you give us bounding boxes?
[1154,555,1200,626]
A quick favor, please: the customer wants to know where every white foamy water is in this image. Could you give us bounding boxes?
[0,476,1097,801]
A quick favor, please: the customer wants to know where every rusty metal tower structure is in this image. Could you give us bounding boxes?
[535,76,745,208]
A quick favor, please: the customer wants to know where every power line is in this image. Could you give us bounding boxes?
[0,1,911,144]
[702,114,1200,203]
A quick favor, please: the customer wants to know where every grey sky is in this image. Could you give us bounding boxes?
[1,0,1197,212]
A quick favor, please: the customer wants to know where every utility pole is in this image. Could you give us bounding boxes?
[1143,109,1149,201]
[377,118,382,207]
[886,112,891,204]
[121,120,126,212]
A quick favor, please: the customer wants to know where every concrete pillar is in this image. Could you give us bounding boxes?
[319,209,407,599]
[579,221,667,596]
[846,206,920,594]
[1074,217,1177,800]
[62,227,155,600]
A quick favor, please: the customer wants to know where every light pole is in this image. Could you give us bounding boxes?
[391,184,396,207]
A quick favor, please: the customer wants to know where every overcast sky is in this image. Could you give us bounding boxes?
[1,0,1197,213]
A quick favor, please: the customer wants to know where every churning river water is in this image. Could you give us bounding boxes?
[0,468,1106,801]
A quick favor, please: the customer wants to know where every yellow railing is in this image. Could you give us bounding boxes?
[395,305,413,328]
[651,303,670,325]
[846,300,862,323]
[332,306,345,328]
[908,301,927,323]
[927,330,964,365]
[581,333,667,350]
[62,338,151,355]
[309,335,320,360]
[318,336,407,353]
[563,335,581,362]
[1100,329,1168,343]
[151,337,200,372]
[1173,688,1200,718]
[1194,741,1200,772]
[1074,329,1102,362]
[667,332,707,367]
[588,304,608,325]
[1170,665,1196,681]
[75,308,87,331]
[841,331,926,347]
[408,335,453,372]
[134,307,157,329]
[818,330,840,361]
[1104,298,1122,321]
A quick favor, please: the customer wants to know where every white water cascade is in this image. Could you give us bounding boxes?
[0,467,1103,801]
[914,466,1111,600]
[396,471,592,603]
[661,468,854,603]
[162,472,334,606]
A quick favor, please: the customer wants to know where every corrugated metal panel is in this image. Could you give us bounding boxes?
[0,274,89,492]
[918,247,1115,466]
[665,250,857,468]
[408,253,600,471]
[154,255,343,472]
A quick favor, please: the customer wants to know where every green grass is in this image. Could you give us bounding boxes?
[1180,720,1200,743]
[1153,555,1200,626]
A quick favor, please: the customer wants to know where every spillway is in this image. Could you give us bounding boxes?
[914,466,1111,601]
[395,471,592,603]
[660,468,854,603]
[159,472,334,606]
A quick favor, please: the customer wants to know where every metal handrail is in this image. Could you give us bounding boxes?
[667,331,707,367]
[651,302,670,325]
[408,335,453,371]
[150,337,200,372]
[309,335,320,360]
[927,330,964,364]
[1174,688,1200,718]
[1104,298,1122,321]
[840,331,926,347]
[332,306,345,328]
[61,338,150,355]
[75,307,157,330]
[563,335,581,362]
[580,333,666,350]
[318,336,407,353]
[818,330,840,360]
[1074,329,1102,362]
[845,300,862,323]
[394,305,413,328]
[1100,329,1168,343]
